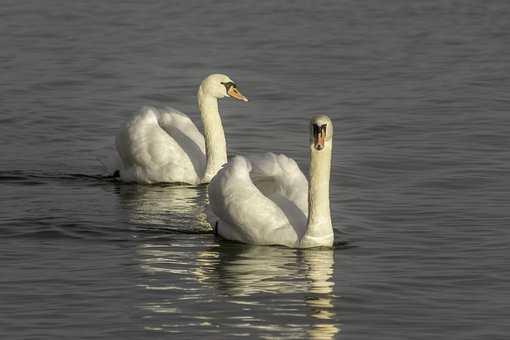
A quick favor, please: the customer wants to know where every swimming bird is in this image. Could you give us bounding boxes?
[207,115,334,248]
[115,74,248,184]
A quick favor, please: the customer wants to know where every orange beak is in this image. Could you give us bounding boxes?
[227,86,248,102]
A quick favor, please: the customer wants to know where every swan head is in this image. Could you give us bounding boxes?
[310,115,333,151]
[200,74,248,102]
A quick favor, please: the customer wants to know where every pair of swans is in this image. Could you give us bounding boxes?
[115,74,334,248]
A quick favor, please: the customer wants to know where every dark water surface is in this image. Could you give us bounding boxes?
[1,1,509,339]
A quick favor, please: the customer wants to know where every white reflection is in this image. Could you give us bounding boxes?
[137,242,340,339]
[116,184,208,227]
[193,245,340,339]
[303,249,339,339]
[193,246,299,296]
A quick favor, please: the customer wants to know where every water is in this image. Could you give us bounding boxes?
[1,0,509,338]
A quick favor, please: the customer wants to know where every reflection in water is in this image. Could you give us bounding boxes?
[303,249,339,340]
[137,241,339,339]
[194,245,301,296]
[115,184,210,230]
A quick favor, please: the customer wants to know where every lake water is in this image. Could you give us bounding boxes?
[1,1,509,339]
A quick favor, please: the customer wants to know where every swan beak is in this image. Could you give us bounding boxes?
[227,86,248,102]
[313,124,327,150]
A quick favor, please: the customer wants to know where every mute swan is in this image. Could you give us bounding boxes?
[207,115,334,248]
[115,74,248,184]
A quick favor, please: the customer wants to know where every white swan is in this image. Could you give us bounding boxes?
[115,74,248,184]
[207,115,334,248]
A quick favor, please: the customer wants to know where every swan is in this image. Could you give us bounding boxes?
[207,115,334,248]
[115,74,248,184]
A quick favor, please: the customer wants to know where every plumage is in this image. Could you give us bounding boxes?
[116,106,206,184]
[114,74,248,184]
[208,154,308,245]
[208,115,335,248]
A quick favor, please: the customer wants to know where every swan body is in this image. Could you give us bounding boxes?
[208,115,334,248]
[115,74,247,184]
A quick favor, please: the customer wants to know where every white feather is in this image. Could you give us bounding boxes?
[113,74,247,184]
[116,106,205,184]
[208,154,309,247]
[208,115,335,248]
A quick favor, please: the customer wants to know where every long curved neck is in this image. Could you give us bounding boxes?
[301,140,333,248]
[198,87,227,183]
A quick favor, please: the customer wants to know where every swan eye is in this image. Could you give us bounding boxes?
[221,81,236,91]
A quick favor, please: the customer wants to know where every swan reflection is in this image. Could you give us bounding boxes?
[196,244,339,339]
[302,248,338,339]
[138,241,339,339]
[116,183,209,228]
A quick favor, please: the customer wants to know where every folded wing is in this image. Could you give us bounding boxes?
[116,106,206,184]
[208,154,308,246]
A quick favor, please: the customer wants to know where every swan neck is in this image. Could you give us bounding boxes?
[302,140,333,247]
[198,87,227,183]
